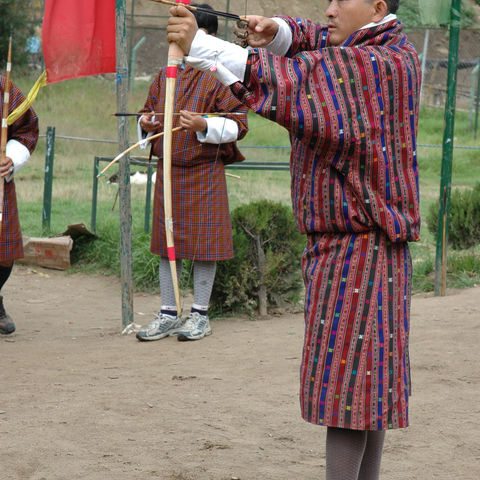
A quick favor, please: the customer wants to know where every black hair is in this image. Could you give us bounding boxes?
[192,3,218,35]
[385,0,400,14]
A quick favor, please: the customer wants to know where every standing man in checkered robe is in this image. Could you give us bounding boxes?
[167,0,420,478]
[135,4,248,342]
[0,76,39,334]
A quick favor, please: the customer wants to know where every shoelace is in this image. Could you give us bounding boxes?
[153,313,176,324]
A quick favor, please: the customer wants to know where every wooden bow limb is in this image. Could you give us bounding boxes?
[163,0,185,316]
[97,126,183,178]
[0,37,13,233]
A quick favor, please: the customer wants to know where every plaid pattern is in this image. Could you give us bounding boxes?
[0,77,39,261]
[232,19,421,430]
[141,66,248,260]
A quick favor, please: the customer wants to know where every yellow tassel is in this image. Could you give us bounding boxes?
[6,70,47,125]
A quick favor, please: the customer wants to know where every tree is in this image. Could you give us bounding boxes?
[0,0,39,68]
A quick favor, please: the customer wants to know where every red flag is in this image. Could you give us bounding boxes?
[42,0,116,84]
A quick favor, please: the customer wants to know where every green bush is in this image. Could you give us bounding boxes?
[426,183,480,250]
[210,200,305,316]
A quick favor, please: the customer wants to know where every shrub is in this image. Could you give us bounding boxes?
[426,183,480,250]
[210,200,305,316]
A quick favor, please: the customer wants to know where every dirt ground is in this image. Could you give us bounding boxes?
[1,264,479,480]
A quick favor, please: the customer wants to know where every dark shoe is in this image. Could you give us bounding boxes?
[0,296,15,334]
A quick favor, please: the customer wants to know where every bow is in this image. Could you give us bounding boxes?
[163,0,188,315]
[97,126,183,178]
[0,36,13,233]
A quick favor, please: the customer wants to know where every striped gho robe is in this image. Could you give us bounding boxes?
[140,65,248,261]
[0,76,39,261]
[231,18,421,430]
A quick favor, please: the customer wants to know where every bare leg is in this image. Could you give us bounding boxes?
[326,427,367,480]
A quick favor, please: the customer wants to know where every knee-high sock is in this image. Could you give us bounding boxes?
[0,264,13,293]
[326,427,367,480]
[358,430,386,480]
[192,260,216,312]
[158,257,183,311]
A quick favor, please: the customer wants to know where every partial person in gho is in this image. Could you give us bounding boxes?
[0,76,39,335]
[135,3,248,342]
[166,0,420,478]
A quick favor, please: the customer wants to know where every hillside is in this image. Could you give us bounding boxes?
[130,0,328,75]
[129,0,480,79]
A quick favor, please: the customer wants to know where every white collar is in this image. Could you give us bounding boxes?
[360,13,397,31]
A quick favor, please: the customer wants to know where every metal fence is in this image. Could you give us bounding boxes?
[125,8,480,131]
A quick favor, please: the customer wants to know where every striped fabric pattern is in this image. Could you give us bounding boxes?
[141,66,248,261]
[0,76,39,261]
[232,19,420,430]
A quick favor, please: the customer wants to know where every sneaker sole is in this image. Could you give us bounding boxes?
[177,328,212,342]
[0,325,15,335]
[136,328,182,341]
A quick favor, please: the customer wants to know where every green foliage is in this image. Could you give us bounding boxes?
[447,250,480,288]
[426,184,480,250]
[397,0,422,26]
[0,1,37,67]
[398,0,477,27]
[70,223,160,293]
[210,200,304,316]
[412,255,435,292]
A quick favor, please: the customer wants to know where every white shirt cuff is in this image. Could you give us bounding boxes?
[5,139,30,182]
[266,18,292,56]
[196,117,239,144]
[137,115,154,150]
[186,30,248,86]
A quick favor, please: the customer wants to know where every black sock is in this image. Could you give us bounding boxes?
[161,309,177,317]
[0,264,13,293]
[191,306,207,316]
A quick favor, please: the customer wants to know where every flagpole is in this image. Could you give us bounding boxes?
[115,0,134,328]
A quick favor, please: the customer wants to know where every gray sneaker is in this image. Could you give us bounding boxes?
[136,313,183,341]
[177,312,211,341]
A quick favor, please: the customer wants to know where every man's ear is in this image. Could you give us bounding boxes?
[372,0,389,23]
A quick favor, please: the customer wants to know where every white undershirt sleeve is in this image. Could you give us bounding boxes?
[266,18,293,56]
[5,139,30,182]
[137,115,155,150]
[196,117,239,144]
[186,30,248,86]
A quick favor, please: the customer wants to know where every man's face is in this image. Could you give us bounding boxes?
[325,0,385,45]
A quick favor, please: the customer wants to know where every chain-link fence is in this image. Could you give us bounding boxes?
[125,7,480,128]
[406,27,480,118]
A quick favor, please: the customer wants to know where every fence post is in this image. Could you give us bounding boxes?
[129,36,146,91]
[42,126,55,233]
[116,0,134,328]
[434,0,461,296]
[91,157,99,233]
[420,28,429,105]
[475,62,480,139]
